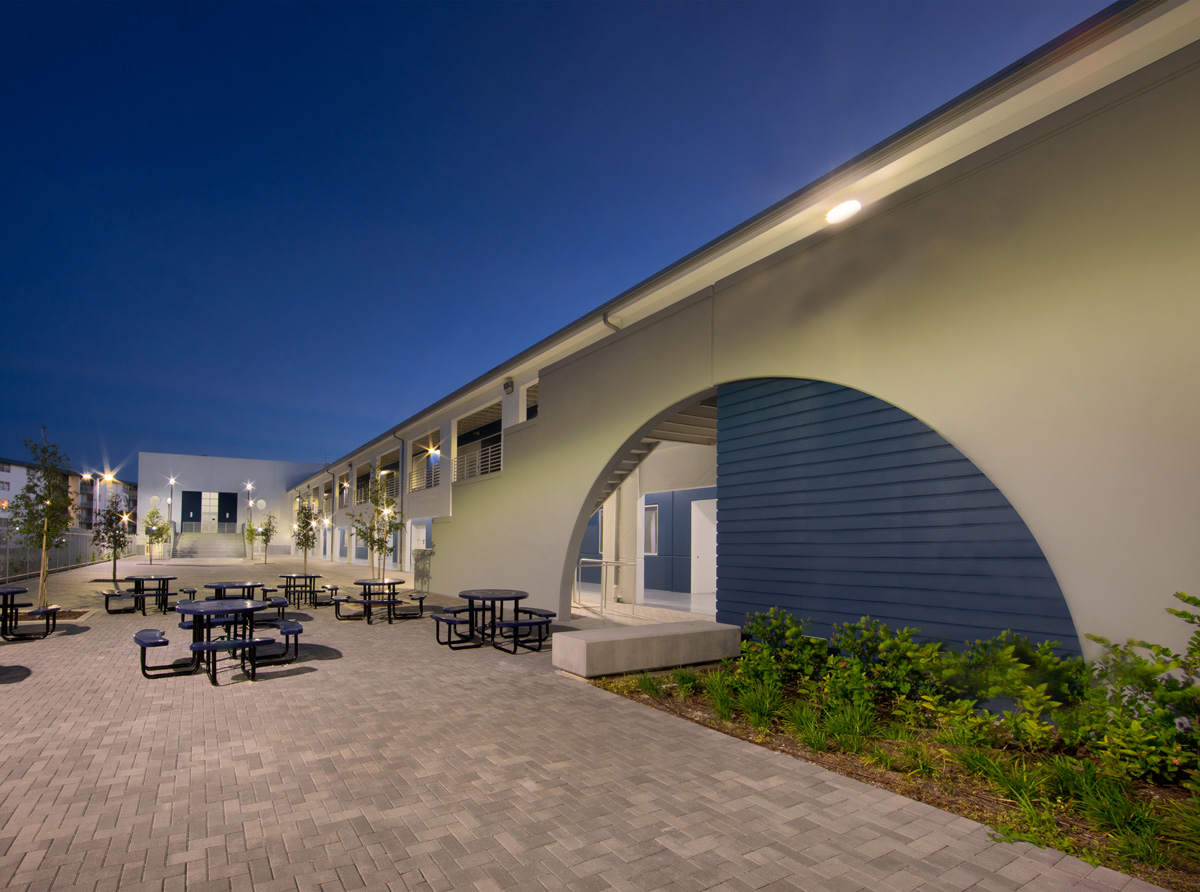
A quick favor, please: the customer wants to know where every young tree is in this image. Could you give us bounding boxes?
[258,513,277,564]
[293,500,318,575]
[244,523,257,560]
[9,436,73,607]
[142,508,170,565]
[350,472,405,579]
[93,495,132,590]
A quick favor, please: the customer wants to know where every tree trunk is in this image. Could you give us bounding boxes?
[112,551,120,592]
[37,514,50,608]
[303,549,308,576]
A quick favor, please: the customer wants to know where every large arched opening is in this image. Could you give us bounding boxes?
[569,377,1080,652]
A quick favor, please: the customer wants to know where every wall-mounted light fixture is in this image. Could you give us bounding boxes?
[825,199,862,224]
[503,379,514,395]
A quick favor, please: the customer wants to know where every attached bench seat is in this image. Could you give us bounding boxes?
[493,616,552,654]
[336,594,425,624]
[3,604,60,640]
[26,605,60,637]
[432,611,482,649]
[551,621,742,678]
[255,620,303,666]
[190,636,275,685]
[102,590,145,615]
[134,629,198,679]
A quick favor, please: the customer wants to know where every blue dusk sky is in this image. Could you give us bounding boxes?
[1,0,1111,482]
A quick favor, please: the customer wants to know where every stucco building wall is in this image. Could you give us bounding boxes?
[425,39,1200,655]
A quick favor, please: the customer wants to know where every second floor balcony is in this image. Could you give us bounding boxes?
[454,440,502,482]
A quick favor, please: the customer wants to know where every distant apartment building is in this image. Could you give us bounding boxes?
[0,459,136,532]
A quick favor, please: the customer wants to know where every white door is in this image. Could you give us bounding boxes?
[691,499,717,594]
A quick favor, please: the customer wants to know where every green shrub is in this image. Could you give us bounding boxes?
[703,670,736,722]
[1082,592,1200,782]
[671,666,699,697]
[1075,771,1167,866]
[739,608,826,689]
[991,756,1049,814]
[636,672,663,696]
[865,744,896,771]
[997,683,1061,751]
[880,722,919,742]
[822,700,879,754]
[802,727,828,752]
[1042,755,1096,804]
[955,748,1007,781]
[782,700,821,738]
[822,655,873,709]
[830,617,946,707]
[1160,797,1200,864]
[738,679,783,732]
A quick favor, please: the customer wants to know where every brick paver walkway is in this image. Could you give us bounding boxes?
[0,557,1164,891]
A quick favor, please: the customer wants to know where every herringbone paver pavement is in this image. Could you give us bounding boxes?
[0,558,1165,891]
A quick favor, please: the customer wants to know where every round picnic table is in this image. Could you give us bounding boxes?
[176,598,272,683]
[458,589,528,642]
[203,581,265,599]
[345,578,410,624]
[125,574,177,613]
[354,578,405,594]
[279,573,322,608]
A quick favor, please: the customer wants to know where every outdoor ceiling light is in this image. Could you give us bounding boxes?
[825,199,862,224]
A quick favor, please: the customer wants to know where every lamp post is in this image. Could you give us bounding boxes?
[245,481,254,560]
[167,476,176,534]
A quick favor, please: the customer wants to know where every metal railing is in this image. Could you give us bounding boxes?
[454,441,502,482]
[408,462,441,493]
[1,530,137,584]
[574,558,637,616]
[181,522,239,534]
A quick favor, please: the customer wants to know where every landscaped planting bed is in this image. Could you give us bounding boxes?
[592,594,1200,892]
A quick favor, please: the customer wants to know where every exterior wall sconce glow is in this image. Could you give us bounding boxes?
[825,200,862,224]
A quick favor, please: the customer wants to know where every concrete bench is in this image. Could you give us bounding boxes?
[551,621,741,678]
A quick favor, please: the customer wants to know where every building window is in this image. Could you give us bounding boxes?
[644,504,659,556]
[0,499,8,511]
[0,481,9,491]
[0,463,10,472]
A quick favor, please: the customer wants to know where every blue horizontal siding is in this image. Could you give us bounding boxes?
[716,379,1079,652]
